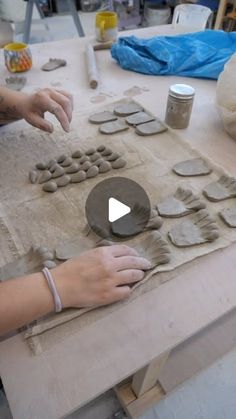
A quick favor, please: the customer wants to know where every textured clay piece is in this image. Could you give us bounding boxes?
[168,209,219,247]
[5,76,26,91]
[157,187,206,218]
[72,150,83,158]
[81,161,92,171]
[173,158,211,177]
[29,170,38,184]
[219,207,236,227]
[106,152,120,161]
[133,231,171,269]
[43,260,57,269]
[92,158,104,167]
[86,166,99,178]
[126,111,155,126]
[66,162,80,174]
[89,111,117,124]
[38,170,52,184]
[57,154,67,163]
[99,161,112,173]
[135,120,167,136]
[70,170,86,183]
[85,148,96,155]
[36,162,46,170]
[90,152,101,162]
[97,145,106,152]
[56,175,71,187]
[41,58,67,71]
[111,158,127,169]
[43,181,58,193]
[99,120,129,135]
[61,157,73,167]
[111,204,150,238]
[146,209,163,230]
[113,102,143,116]
[52,165,65,178]
[79,155,90,164]
[101,148,112,156]
[203,175,236,202]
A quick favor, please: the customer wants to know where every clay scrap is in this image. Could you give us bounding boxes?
[5,76,26,91]
[113,102,143,116]
[173,158,211,177]
[168,209,219,247]
[157,187,206,218]
[41,58,67,71]
[203,175,236,202]
[135,120,167,136]
[99,120,129,134]
[219,206,236,227]
[29,145,127,192]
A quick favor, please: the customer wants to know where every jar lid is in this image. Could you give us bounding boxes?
[169,84,195,99]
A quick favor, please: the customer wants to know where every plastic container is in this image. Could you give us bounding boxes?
[144,4,171,26]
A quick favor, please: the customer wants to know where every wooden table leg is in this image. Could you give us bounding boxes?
[214,0,228,29]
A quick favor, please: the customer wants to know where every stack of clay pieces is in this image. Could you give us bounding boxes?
[89,101,167,136]
[29,145,127,193]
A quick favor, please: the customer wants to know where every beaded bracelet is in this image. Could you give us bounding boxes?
[42,267,63,313]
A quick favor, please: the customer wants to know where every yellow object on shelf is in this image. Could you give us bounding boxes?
[4,42,32,73]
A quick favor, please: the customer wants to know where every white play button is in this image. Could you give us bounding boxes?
[108,197,131,222]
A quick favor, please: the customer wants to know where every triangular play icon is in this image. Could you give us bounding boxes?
[108,197,131,222]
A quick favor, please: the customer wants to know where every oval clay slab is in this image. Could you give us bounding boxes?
[135,120,167,136]
[100,120,129,135]
[173,158,211,177]
[113,102,143,116]
[89,111,117,124]
[126,111,155,126]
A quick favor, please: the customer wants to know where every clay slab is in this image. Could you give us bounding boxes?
[219,207,236,227]
[113,102,143,116]
[89,111,117,124]
[41,58,67,71]
[203,175,236,202]
[99,120,129,135]
[173,158,211,177]
[135,120,167,136]
[126,111,155,126]
[157,187,206,218]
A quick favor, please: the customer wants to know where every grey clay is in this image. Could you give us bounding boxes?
[70,170,86,183]
[66,163,80,174]
[52,165,65,178]
[39,170,52,184]
[43,181,58,192]
[56,175,71,187]
[36,162,46,170]
[86,166,99,178]
[29,170,38,184]
[72,150,83,158]
[112,158,127,169]
[99,161,112,173]
[61,157,73,167]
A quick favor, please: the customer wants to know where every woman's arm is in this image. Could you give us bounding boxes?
[0,87,73,132]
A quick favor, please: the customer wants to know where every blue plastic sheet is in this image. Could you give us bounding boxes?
[111,30,236,79]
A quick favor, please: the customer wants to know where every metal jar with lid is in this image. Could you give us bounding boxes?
[165,84,195,129]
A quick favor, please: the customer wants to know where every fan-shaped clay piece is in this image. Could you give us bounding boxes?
[203,175,236,202]
[36,162,46,170]
[133,231,171,269]
[52,165,65,178]
[111,158,127,169]
[99,161,112,173]
[85,148,96,155]
[173,158,211,177]
[38,170,52,184]
[111,204,150,238]
[126,111,155,126]
[135,120,167,136]
[43,181,58,192]
[157,187,206,218]
[41,58,66,71]
[113,102,143,116]
[90,152,101,162]
[57,154,67,163]
[56,175,71,187]
[89,111,117,124]
[99,120,129,135]
[5,76,26,91]
[219,207,236,227]
[72,150,83,158]
[66,162,80,174]
[101,148,112,156]
[29,170,38,184]
[168,209,219,247]
[87,166,99,178]
[106,152,120,161]
[70,170,86,183]
[61,157,73,167]
[97,145,106,152]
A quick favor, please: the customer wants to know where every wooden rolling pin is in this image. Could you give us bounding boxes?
[85,44,98,89]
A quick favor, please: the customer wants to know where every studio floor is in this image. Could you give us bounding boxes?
[1,9,236,419]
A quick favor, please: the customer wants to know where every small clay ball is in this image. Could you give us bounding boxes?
[92,158,104,167]
[43,260,57,269]
[56,175,71,187]
[112,158,127,169]
[90,152,101,162]
[61,157,73,167]
[47,159,57,169]
[106,152,121,162]
[99,161,112,173]
[36,246,49,255]
[87,165,99,178]
[97,144,106,152]
[57,154,67,163]
[72,150,83,158]
[81,161,92,171]
[85,147,96,155]
[29,170,38,184]
[52,165,65,178]
[70,170,86,183]
[36,162,46,170]
[38,170,52,184]
[50,162,59,173]
[79,155,90,164]
[43,181,57,193]
[101,148,112,156]
[66,162,80,174]
[41,251,54,261]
